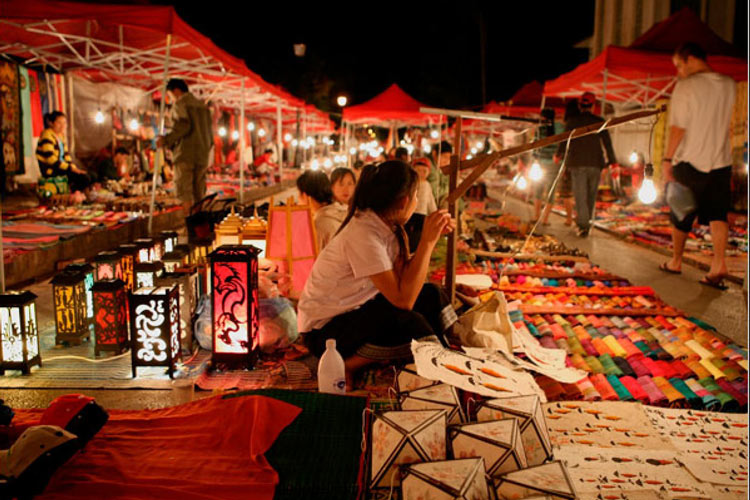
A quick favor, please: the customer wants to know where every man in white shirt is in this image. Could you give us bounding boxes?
[660,43,736,290]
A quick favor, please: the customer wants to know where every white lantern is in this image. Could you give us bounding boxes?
[449,419,527,476]
[395,363,439,393]
[399,383,465,424]
[491,460,577,500]
[401,458,489,500]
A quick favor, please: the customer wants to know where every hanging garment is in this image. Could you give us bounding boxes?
[18,66,33,174]
[39,72,50,117]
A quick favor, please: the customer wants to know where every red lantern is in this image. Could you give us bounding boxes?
[129,285,181,378]
[92,279,129,356]
[93,251,123,282]
[209,245,260,367]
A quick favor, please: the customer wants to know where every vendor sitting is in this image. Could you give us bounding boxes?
[95,146,130,182]
[36,111,90,192]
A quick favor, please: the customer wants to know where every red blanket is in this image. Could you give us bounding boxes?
[12,395,300,500]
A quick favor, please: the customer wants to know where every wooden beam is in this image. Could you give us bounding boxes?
[445,117,462,305]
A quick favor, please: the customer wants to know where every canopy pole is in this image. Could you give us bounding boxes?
[445,116,462,305]
[276,102,283,181]
[239,78,246,205]
[302,112,307,164]
[148,34,172,236]
[295,109,301,167]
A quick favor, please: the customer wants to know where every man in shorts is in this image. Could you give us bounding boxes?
[659,43,736,290]
[157,79,213,215]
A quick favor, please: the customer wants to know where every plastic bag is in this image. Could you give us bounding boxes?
[258,298,298,353]
[666,181,696,223]
[193,295,212,351]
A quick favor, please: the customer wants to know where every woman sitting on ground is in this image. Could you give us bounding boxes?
[296,170,345,250]
[36,111,91,192]
[297,161,456,390]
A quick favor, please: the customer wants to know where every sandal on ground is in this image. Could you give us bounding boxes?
[699,274,728,291]
[658,262,681,275]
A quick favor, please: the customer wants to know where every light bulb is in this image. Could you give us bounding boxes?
[629,151,639,164]
[292,139,298,147]
[218,126,227,137]
[744,163,748,174]
[337,95,348,107]
[470,147,477,155]
[430,130,439,139]
[422,144,431,154]
[349,147,357,155]
[258,128,266,137]
[94,110,105,124]
[324,158,333,168]
[405,144,414,154]
[517,176,528,190]
[529,161,543,181]
[400,140,406,146]
[284,133,292,142]
[303,142,311,150]
[310,159,319,170]
[129,118,139,131]
[475,141,483,149]
[638,178,657,204]
[231,130,239,141]
[247,122,255,131]
[466,154,473,160]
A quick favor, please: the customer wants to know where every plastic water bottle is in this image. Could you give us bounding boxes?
[318,339,346,394]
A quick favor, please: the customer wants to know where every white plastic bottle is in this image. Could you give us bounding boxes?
[317,339,346,394]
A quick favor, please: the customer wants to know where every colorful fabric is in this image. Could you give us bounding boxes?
[1,60,23,174]
[637,375,668,406]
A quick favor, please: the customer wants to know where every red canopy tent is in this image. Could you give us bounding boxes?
[543,8,748,106]
[341,84,437,126]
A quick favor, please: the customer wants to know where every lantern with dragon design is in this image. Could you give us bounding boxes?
[0,291,41,375]
[129,285,181,378]
[92,279,129,356]
[209,245,260,367]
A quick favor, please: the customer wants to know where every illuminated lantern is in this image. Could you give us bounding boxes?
[134,262,164,289]
[117,244,139,291]
[474,395,552,466]
[152,234,167,261]
[209,245,260,367]
[241,217,267,258]
[175,244,194,265]
[0,291,41,375]
[92,279,129,356]
[491,461,577,499]
[399,383,465,424]
[401,458,489,500]
[156,272,194,352]
[93,251,123,282]
[395,363,440,393]
[64,263,94,321]
[214,208,244,247]
[174,266,201,309]
[369,409,447,493]
[449,419,527,476]
[134,238,156,263]
[129,285,181,378]
[191,238,213,265]
[160,230,179,254]
[51,270,89,345]
[162,249,187,273]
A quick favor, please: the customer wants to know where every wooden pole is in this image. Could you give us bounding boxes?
[445,106,665,205]
[148,34,172,235]
[239,78,246,205]
[445,116,462,304]
[0,192,5,293]
[276,102,283,180]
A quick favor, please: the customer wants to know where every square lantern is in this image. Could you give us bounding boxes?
[369,409,447,494]
[241,217,267,258]
[191,238,213,265]
[134,238,156,263]
[92,279,129,356]
[214,208,244,247]
[152,233,167,261]
[51,270,89,345]
[129,285,181,378]
[475,395,552,466]
[395,363,441,394]
[209,245,260,367]
[134,262,164,290]
[491,461,577,500]
[401,458,489,500]
[156,272,194,353]
[175,244,194,265]
[0,291,41,375]
[117,244,139,291]
[162,249,187,274]
[449,419,527,476]
[160,230,179,254]
[174,265,201,304]
[64,263,94,322]
[93,251,123,282]
[399,383,466,424]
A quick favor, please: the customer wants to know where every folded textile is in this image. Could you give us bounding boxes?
[654,360,678,379]
[576,377,601,401]
[603,335,628,358]
[584,356,605,374]
[715,378,748,409]
[580,338,599,357]
[590,374,618,401]
[684,359,711,379]
[566,336,586,356]
[683,378,722,411]
[570,354,591,373]
[606,374,633,401]
[637,376,668,406]
[653,376,688,408]
[698,377,740,412]
[619,376,648,402]
[669,377,703,409]
[710,358,743,381]
[599,354,623,377]
[618,338,643,358]
[627,355,651,378]
[612,357,636,378]
[670,359,694,379]
[536,375,565,401]
[592,338,615,357]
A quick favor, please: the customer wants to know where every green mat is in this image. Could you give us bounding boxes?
[224,389,367,500]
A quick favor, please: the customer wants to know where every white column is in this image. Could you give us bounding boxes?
[148,34,172,235]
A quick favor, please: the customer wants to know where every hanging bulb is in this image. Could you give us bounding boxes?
[470,147,478,155]
[638,163,657,204]
[284,133,292,142]
[529,160,544,182]
[257,128,266,137]
[475,141,483,149]
[128,118,139,131]
[323,158,333,168]
[94,110,105,124]
[310,159,319,170]
[422,144,432,154]
[292,139,299,147]
[517,176,528,190]
[247,122,255,131]
[629,151,639,164]
[349,147,357,155]
[218,126,227,137]
[430,130,439,139]
[231,130,239,141]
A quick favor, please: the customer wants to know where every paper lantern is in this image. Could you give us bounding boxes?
[117,244,138,291]
[134,238,156,263]
[209,245,260,367]
[490,461,576,500]
[51,270,89,345]
[214,208,244,247]
[152,234,168,261]
[129,285,181,378]
[401,458,489,500]
[399,383,466,424]
[241,217,268,258]
[92,279,128,356]
[93,251,123,282]
[369,409,447,492]
[395,363,440,393]
[162,250,187,273]
[160,230,179,254]
[134,262,164,289]
[449,419,527,476]
[0,291,41,375]
[475,395,552,466]
[64,263,94,321]
[265,197,318,297]
[156,272,194,353]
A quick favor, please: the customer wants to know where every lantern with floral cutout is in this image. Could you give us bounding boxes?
[399,383,466,424]
[0,291,41,375]
[129,285,180,378]
[401,458,489,500]
[118,244,138,291]
[92,279,128,356]
[156,272,193,352]
[134,262,164,289]
[64,263,94,322]
[93,251,123,282]
[51,270,89,345]
[491,461,577,500]
[209,245,260,367]
[160,230,179,254]
[449,419,527,476]
[134,238,156,263]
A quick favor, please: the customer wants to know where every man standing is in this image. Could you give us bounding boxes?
[555,92,617,236]
[157,79,212,215]
[659,43,736,290]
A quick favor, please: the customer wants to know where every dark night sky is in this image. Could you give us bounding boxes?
[158,1,595,112]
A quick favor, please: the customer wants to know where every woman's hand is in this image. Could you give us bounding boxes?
[421,209,455,246]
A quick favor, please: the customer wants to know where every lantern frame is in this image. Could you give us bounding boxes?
[191,238,213,265]
[152,234,167,261]
[490,460,577,500]
[64,263,94,322]
[208,245,260,367]
[162,250,187,273]
[134,262,164,289]
[93,250,123,282]
[448,419,527,476]
[398,383,466,424]
[156,272,194,353]
[92,279,129,356]
[175,244,194,265]
[0,291,41,375]
[51,270,89,345]
[129,285,181,378]
[400,458,489,500]
[134,238,156,263]
[395,363,440,394]
[159,230,179,254]
[117,244,139,291]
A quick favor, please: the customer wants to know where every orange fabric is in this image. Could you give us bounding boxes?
[21,395,301,500]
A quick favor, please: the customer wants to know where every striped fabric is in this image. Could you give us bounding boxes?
[35,128,72,177]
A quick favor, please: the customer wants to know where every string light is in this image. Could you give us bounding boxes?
[475,141,483,149]
[231,130,240,141]
[470,147,477,155]
[638,163,657,204]
[430,130,439,139]
[218,126,227,137]
[629,151,639,164]
[128,118,139,131]
[337,96,348,107]
[529,160,544,181]
[422,144,431,154]
[284,133,292,142]
[94,110,105,124]
[257,128,266,137]
[247,122,255,131]
[292,139,299,147]
[349,147,357,155]
[516,176,528,190]
[323,158,333,168]
[310,159,319,170]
